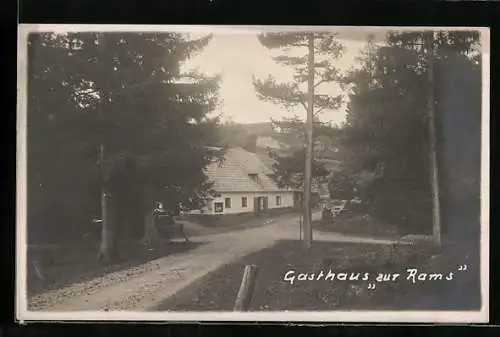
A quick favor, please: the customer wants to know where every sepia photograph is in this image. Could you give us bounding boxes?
[16,25,489,323]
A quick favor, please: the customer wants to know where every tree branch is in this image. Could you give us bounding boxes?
[313,108,325,117]
[273,55,307,66]
[299,97,308,112]
[314,79,327,88]
[257,33,309,50]
[253,75,305,109]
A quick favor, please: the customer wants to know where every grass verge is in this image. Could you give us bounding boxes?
[27,240,202,297]
[154,239,480,311]
[182,207,298,228]
[313,215,412,240]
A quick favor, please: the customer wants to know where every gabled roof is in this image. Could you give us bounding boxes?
[227,147,274,175]
[205,147,290,193]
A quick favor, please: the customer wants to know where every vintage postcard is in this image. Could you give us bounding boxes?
[16,25,489,323]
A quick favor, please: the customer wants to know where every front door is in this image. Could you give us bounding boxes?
[263,197,269,211]
[253,197,259,213]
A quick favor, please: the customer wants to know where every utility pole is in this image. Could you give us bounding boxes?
[303,32,314,250]
[425,31,442,247]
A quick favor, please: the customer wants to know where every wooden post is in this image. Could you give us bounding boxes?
[299,214,303,240]
[233,264,259,311]
[303,32,315,250]
[425,32,442,247]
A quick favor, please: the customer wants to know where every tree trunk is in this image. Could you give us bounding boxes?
[97,188,117,264]
[303,32,315,250]
[425,32,442,247]
[140,186,162,247]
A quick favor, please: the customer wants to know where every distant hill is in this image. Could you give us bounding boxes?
[215,122,275,149]
[215,121,350,161]
[239,122,275,136]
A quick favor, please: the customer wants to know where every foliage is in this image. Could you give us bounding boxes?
[252,32,345,190]
[27,32,222,243]
[253,32,345,117]
[264,116,339,189]
[269,148,329,189]
[338,31,481,232]
[327,167,357,201]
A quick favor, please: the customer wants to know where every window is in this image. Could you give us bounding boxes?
[225,197,232,209]
[276,196,281,206]
[241,197,248,208]
[248,174,260,184]
[214,202,223,213]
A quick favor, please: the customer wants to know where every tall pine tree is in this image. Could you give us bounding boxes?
[339,31,481,235]
[27,32,222,262]
[253,31,345,248]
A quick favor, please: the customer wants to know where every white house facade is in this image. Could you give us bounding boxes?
[193,147,296,215]
[205,191,294,215]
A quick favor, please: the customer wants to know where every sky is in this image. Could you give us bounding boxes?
[177,26,487,125]
[181,33,368,125]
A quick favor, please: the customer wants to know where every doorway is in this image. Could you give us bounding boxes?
[253,196,269,214]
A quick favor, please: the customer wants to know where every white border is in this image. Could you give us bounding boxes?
[16,25,490,323]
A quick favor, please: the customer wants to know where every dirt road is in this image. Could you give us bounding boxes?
[28,211,403,312]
